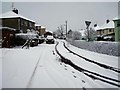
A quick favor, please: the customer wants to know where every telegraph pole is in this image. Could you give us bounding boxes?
[65,20,67,38]
[12,2,14,9]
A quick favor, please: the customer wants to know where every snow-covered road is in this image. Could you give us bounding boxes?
[2,40,119,88]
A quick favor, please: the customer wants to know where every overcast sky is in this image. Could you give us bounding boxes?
[2,2,118,32]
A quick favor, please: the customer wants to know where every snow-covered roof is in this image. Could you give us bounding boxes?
[0,11,35,23]
[96,21,114,31]
[93,25,101,31]
[41,26,46,28]
[113,17,120,21]
[100,21,114,29]
[46,30,53,33]
[35,24,41,26]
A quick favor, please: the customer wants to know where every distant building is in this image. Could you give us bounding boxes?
[94,20,115,41]
[35,24,41,36]
[0,10,35,33]
[35,24,46,36]
[40,26,46,36]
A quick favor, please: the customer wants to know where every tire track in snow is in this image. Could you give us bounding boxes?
[26,47,45,88]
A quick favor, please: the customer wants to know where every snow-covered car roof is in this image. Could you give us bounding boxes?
[47,36,54,39]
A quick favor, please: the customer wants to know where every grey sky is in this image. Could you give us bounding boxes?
[2,2,118,32]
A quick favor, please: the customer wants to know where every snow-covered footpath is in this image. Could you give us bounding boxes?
[1,40,119,88]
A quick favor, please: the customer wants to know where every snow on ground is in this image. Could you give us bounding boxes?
[2,45,45,88]
[2,39,119,88]
[0,49,2,89]
[2,42,92,88]
[57,40,119,88]
[64,41,118,68]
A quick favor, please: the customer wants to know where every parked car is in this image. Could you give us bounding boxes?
[39,36,45,44]
[30,38,39,47]
[46,36,55,44]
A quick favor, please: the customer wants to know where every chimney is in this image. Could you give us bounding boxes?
[106,19,110,24]
[12,8,18,14]
[94,24,97,27]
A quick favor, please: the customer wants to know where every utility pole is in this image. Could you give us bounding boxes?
[65,20,67,38]
[12,2,14,10]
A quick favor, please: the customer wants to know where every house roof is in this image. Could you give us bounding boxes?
[93,25,101,31]
[0,11,35,23]
[100,21,114,29]
[113,17,120,21]
[41,26,46,29]
[35,24,41,26]
[96,21,114,31]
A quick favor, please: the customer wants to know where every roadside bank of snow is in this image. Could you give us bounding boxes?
[67,39,120,56]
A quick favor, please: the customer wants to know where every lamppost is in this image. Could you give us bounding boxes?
[85,21,91,41]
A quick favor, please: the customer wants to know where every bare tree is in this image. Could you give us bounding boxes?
[53,25,64,38]
[84,27,97,41]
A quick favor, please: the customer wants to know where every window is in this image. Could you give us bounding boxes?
[102,30,104,33]
[24,22,27,26]
[29,23,32,27]
[109,29,112,32]
[21,21,24,26]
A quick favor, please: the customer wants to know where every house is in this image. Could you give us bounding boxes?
[0,9,35,33]
[95,20,115,41]
[0,27,16,48]
[35,24,46,36]
[40,26,46,36]
[35,24,41,36]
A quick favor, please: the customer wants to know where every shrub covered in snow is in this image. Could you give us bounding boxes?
[15,33,38,46]
[67,30,82,40]
[72,31,82,40]
[67,39,120,56]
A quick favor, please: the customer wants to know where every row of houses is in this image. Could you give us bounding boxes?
[0,9,47,48]
[94,18,120,42]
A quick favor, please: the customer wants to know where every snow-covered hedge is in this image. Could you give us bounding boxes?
[67,39,120,56]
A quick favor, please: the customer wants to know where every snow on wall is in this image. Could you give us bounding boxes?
[67,39,120,56]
